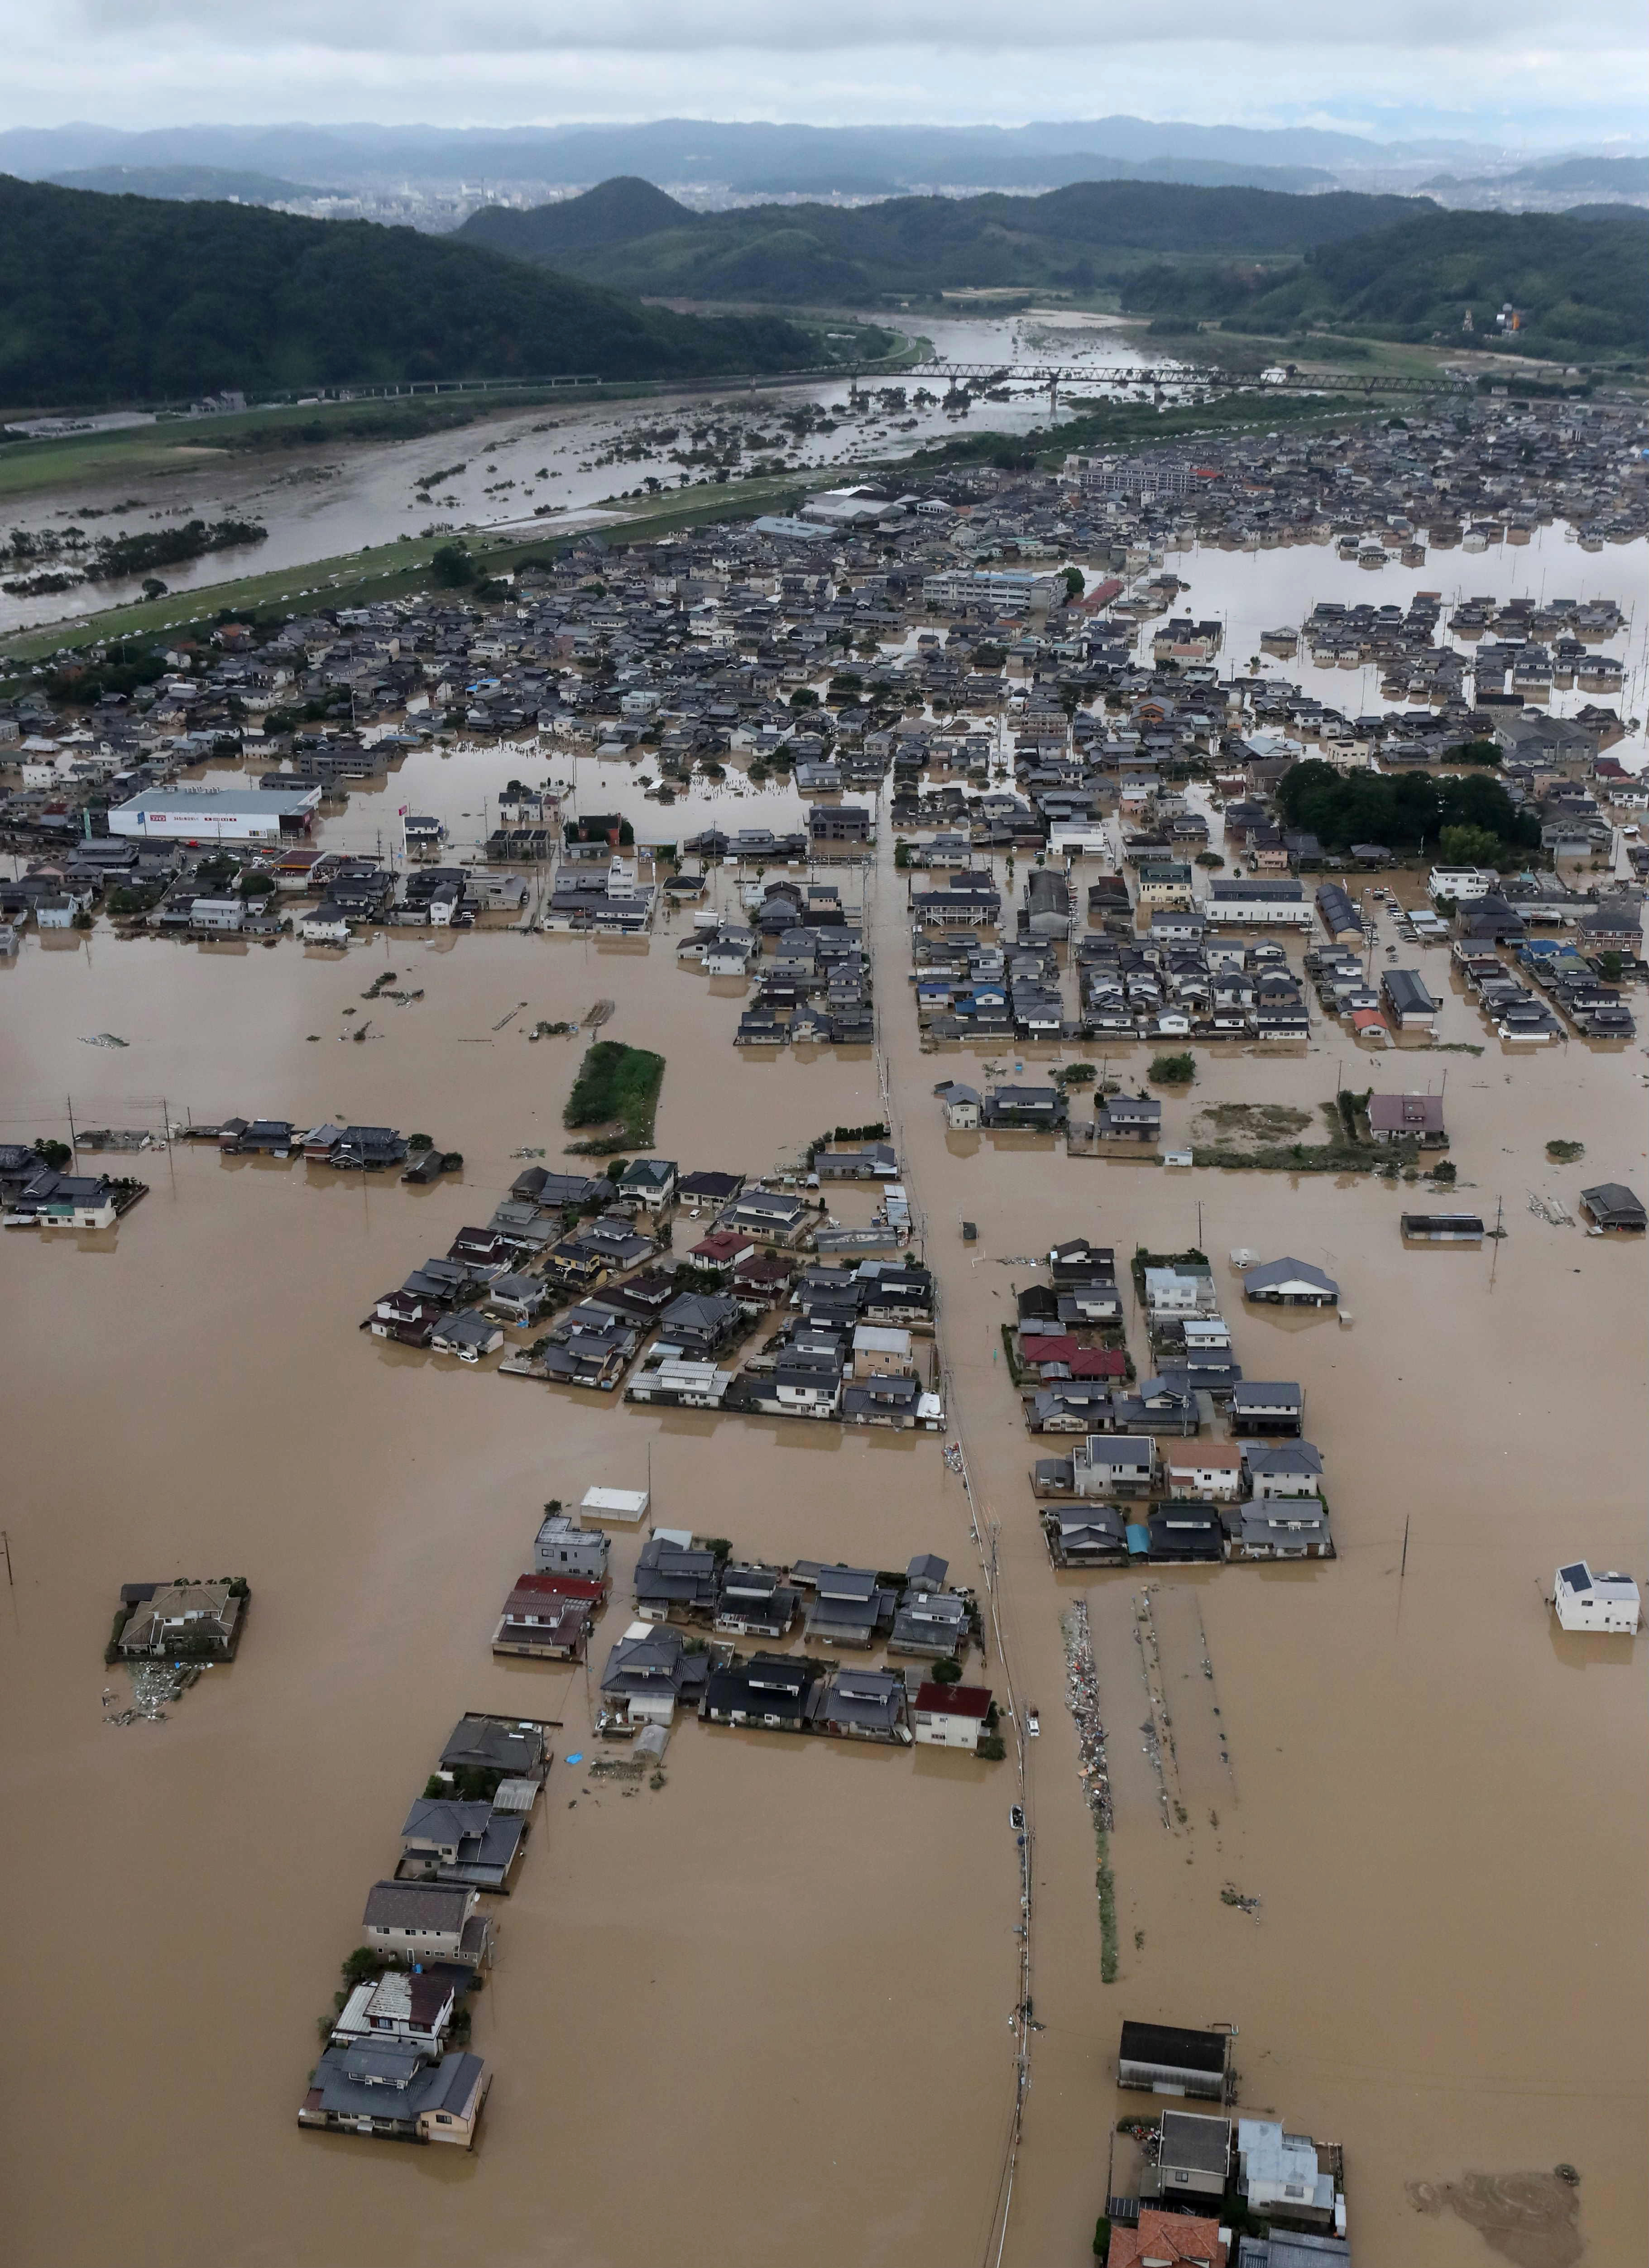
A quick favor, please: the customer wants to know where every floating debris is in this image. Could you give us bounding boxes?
[585,998,615,1029]
[105,1661,200,1724]
[1061,1599,1112,1832]
[1220,1884,1262,1915]
[80,1032,129,1048]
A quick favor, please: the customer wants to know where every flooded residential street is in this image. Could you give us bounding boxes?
[2,727,1644,2268]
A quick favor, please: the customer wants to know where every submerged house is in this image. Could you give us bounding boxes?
[819,1667,910,1743]
[299,2045,490,2148]
[703,1650,822,1730]
[1242,1258,1339,1308]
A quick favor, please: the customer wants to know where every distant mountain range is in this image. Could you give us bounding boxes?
[0,175,821,408]
[460,177,1432,301]
[0,116,1516,195]
[1424,154,1649,196]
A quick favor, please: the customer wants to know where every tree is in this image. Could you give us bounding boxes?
[1597,950,1624,983]
[431,542,475,588]
[1149,1052,1196,1085]
[33,1138,72,1170]
[1438,823,1503,866]
[239,870,275,898]
[1061,565,1084,602]
[931,1657,963,1684]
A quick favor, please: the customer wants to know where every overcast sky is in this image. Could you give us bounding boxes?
[6,0,1646,144]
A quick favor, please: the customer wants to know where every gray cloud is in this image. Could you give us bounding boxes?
[58,0,1649,52]
[3,1,1644,137]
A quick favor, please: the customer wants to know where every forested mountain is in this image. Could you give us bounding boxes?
[460,177,1432,301]
[1119,207,1649,357]
[43,165,317,204]
[0,175,817,406]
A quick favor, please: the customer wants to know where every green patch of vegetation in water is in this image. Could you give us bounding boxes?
[563,1040,666,1150]
[1096,1824,1119,1984]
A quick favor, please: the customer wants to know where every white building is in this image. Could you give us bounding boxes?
[922,568,1059,616]
[1553,1561,1640,1634]
[1162,1444,1244,1501]
[580,1485,649,1526]
[1203,879,1313,928]
[108,785,321,845]
[911,1681,992,1750]
[1428,865,1498,904]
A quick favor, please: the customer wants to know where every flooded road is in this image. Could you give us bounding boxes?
[3,756,1646,2265]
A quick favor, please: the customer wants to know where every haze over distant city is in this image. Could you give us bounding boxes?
[6,0,1646,147]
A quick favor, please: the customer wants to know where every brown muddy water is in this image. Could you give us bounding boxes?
[3,806,1645,2268]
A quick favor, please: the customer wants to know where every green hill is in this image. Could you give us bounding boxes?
[0,174,820,407]
[504,175,694,252]
[460,177,1433,301]
[1119,206,1649,357]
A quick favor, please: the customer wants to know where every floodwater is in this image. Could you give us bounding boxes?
[0,313,1175,633]
[4,778,1647,2264]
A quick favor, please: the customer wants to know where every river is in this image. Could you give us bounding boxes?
[0,315,1155,636]
[1,728,1644,2265]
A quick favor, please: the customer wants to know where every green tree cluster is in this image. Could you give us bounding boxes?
[1276,758,1539,857]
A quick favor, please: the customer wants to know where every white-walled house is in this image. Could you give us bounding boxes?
[911,1681,993,1750]
[1553,1561,1640,1634]
[1163,1444,1245,1501]
[1243,1441,1325,1498]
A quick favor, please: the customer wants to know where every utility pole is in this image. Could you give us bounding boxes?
[66,1095,77,1154]
[1489,1194,1504,1292]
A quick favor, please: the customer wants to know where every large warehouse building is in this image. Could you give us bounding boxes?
[107,785,321,845]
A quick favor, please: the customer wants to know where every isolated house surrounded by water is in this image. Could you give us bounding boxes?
[1553,1560,1641,1633]
[1579,1183,1646,1232]
[1242,1258,1339,1307]
[1367,1092,1448,1147]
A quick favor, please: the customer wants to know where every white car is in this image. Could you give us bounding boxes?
[1025,1708,1040,1738]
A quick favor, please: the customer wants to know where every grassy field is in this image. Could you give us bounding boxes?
[563,1041,666,1153]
